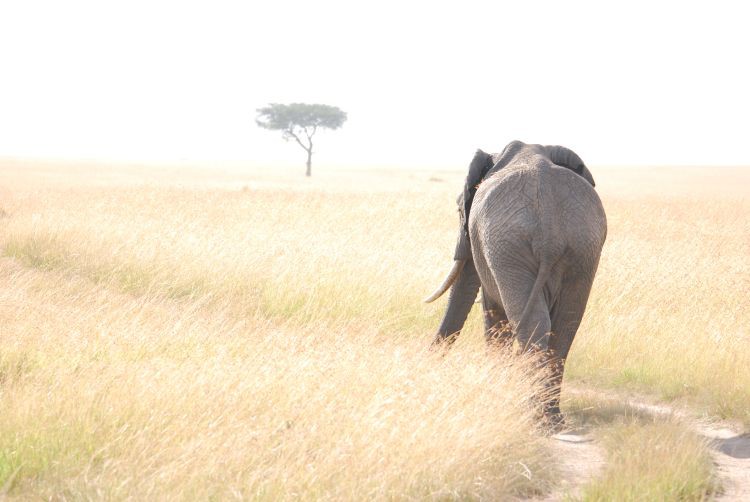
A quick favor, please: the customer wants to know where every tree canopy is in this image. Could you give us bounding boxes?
[256,103,347,176]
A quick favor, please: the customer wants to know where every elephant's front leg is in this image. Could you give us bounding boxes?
[482,292,511,347]
[432,260,481,345]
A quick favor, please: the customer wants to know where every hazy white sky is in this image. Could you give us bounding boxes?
[1,0,749,168]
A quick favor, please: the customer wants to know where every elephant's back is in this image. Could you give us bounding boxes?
[469,162,606,263]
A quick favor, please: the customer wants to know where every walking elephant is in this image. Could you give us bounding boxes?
[425,140,607,426]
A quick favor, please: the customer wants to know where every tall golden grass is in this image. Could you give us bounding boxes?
[0,161,747,497]
[564,395,719,501]
[0,165,554,498]
[569,167,750,421]
[0,260,555,499]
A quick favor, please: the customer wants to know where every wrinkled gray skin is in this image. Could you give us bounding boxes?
[429,140,606,424]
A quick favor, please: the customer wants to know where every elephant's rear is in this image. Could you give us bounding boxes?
[547,165,607,267]
[469,160,606,349]
[471,161,606,280]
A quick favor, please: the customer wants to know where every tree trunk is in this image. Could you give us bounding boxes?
[305,149,312,177]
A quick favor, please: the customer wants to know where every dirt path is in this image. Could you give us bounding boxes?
[702,426,750,500]
[533,431,605,501]
[563,388,750,501]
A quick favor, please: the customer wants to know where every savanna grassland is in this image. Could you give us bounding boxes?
[0,159,747,499]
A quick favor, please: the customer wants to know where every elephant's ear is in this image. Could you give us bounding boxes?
[545,145,596,187]
[460,149,495,234]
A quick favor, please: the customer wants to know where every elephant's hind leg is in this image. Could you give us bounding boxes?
[491,256,551,351]
[545,272,596,421]
[482,291,511,347]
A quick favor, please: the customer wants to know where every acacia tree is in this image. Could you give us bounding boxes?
[256,103,347,176]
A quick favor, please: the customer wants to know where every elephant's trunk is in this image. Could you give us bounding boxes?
[424,259,466,303]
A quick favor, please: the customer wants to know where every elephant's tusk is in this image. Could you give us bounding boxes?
[424,260,466,303]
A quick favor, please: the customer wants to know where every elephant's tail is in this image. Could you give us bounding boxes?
[515,260,552,349]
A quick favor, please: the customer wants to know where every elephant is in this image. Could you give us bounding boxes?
[425,140,606,426]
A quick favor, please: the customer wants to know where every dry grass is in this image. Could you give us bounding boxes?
[0,260,552,499]
[0,164,554,499]
[0,180,463,333]
[568,168,750,421]
[581,421,717,501]
[563,396,719,501]
[0,160,747,498]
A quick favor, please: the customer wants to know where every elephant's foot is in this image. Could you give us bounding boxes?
[485,336,513,353]
[538,398,568,433]
[429,332,458,353]
[543,411,567,434]
[485,320,513,348]
[533,408,566,434]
